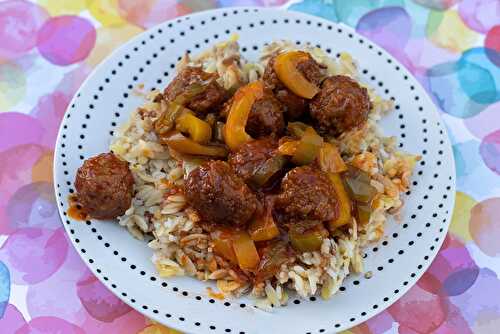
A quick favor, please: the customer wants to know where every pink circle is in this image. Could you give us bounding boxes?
[459,0,499,33]
[31,91,71,148]
[0,304,27,332]
[16,316,85,334]
[0,0,49,59]
[464,101,500,139]
[0,112,43,152]
[118,0,191,29]
[470,198,500,257]
[37,15,96,65]
[479,130,500,175]
[0,227,68,285]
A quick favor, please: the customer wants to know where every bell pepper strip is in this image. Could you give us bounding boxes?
[154,102,189,136]
[211,229,238,264]
[289,227,325,252]
[232,230,260,270]
[278,140,299,156]
[255,241,290,284]
[287,121,309,138]
[173,81,212,105]
[355,202,371,226]
[291,126,324,165]
[318,142,347,173]
[250,155,287,187]
[175,112,212,144]
[273,51,320,99]
[248,198,279,241]
[327,173,353,231]
[224,81,264,151]
[344,167,377,203]
[161,131,228,158]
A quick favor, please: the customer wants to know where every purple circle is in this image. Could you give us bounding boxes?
[480,129,500,175]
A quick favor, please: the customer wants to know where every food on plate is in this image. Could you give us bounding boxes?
[72,38,420,307]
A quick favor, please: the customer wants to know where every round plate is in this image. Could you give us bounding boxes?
[54,7,456,334]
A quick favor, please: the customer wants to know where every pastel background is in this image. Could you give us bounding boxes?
[0,0,498,333]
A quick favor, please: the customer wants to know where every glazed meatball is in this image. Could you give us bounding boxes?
[246,90,284,138]
[228,138,279,183]
[164,66,226,114]
[276,166,338,223]
[310,75,371,136]
[263,53,325,119]
[75,153,134,220]
[185,161,259,227]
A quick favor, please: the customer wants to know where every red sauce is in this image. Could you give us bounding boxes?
[67,195,89,221]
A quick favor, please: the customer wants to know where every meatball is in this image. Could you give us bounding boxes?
[263,53,325,119]
[228,138,278,183]
[185,161,259,227]
[164,66,226,114]
[276,166,338,223]
[246,90,284,138]
[75,153,134,220]
[310,75,371,136]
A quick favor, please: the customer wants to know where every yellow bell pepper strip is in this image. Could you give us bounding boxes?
[344,167,377,203]
[278,140,299,156]
[224,81,264,151]
[289,225,327,252]
[248,198,280,241]
[175,112,212,144]
[356,202,371,226]
[287,121,309,138]
[250,155,287,187]
[162,131,228,158]
[273,51,320,99]
[211,228,238,264]
[291,126,324,165]
[327,173,353,231]
[232,230,260,270]
[318,142,347,173]
[154,102,189,136]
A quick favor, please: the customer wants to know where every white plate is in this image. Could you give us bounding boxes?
[54,7,456,334]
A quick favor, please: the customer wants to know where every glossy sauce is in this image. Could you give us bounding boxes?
[67,195,88,221]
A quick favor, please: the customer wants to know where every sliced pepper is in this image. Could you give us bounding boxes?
[173,81,212,105]
[248,198,279,242]
[224,81,264,151]
[356,202,371,226]
[291,126,324,165]
[232,230,260,270]
[176,112,212,144]
[318,142,347,173]
[161,132,227,158]
[289,225,327,252]
[273,51,320,99]
[345,167,377,203]
[255,241,290,283]
[250,155,287,187]
[287,122,309,138]
[211,228,238,264]
[278,140,299,156]
[154,102,189,136]
[327,173,353,231]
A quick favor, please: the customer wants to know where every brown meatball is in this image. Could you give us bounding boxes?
[228,138,278,183]
[263,53,325,119]
[247,90,284,138]
[310,75,371,136]
[185,161,258,227]
[164,66,226,114]
[276,166,338,223]
[75,153,134,220]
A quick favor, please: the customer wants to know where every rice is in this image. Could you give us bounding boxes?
[110,38,420,306]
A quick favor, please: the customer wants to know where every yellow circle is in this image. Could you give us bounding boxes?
[449,191,477,242]
[38,0,89,15]
[88,0,127,26]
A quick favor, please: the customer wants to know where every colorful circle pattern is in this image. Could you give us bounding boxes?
[0,0,499,333]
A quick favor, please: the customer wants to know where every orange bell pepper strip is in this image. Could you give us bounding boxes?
[273,51,320,99]
[211,228,238,264]
[175,112,212,144]
[318,142,347,173]
[327,173,353,231]
[224,81,264,151]
[232,230,260,270]
[278,140,299,156]
[161,131,227,158]
[248,198,279,241]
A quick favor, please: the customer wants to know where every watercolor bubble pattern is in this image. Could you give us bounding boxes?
[0,0,499,333]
